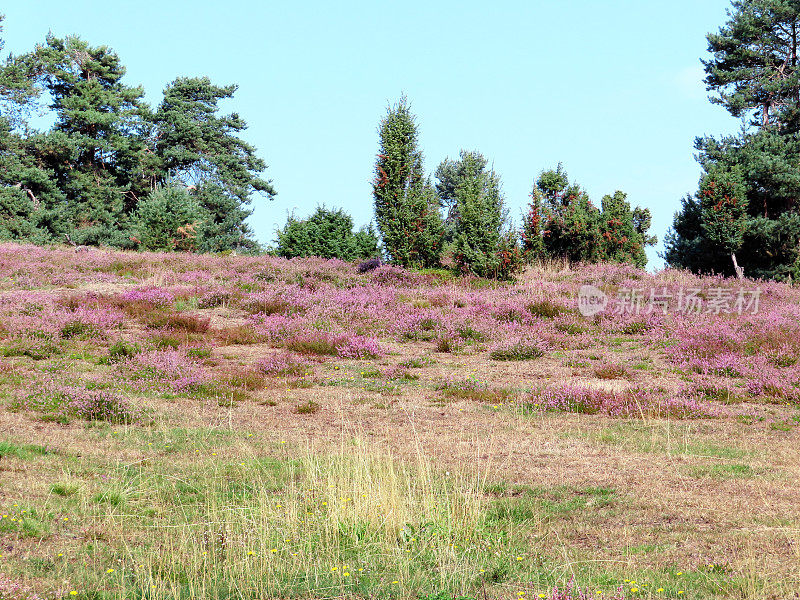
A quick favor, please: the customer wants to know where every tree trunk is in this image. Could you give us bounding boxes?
[731,253,744,280]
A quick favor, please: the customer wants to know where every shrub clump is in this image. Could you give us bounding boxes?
[295,400,320,414]
[285,333,384,359]
[256,353,313,377]
[107,340,141,362]
[527,299,572,319]
[489,342,545,361]
[524,385,717,418]
[60,320,103,339]
[13,383,136,424]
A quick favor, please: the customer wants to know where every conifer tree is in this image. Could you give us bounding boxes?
[34,35,148,244]
[275,207,379,261]
[665,0,800,279]
[151,77,275,252]
[436,150,515,278]
[372,97,443,268]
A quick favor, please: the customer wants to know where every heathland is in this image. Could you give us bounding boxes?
[0,243,798,600]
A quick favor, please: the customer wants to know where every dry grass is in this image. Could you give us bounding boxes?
[1,251,799,599]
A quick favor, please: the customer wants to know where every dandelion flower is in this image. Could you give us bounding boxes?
[657,589,664,593]
[106,569,115,574]
[70,592,78,597]
[247,551,255,556]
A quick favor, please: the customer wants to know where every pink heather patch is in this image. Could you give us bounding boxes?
[13,381,135,423]
[256,352,314,376]
[125,350,210,392]
[336,335,385,359]
[528,385,718,419]
[0,573,45,600]
[121,287,175,307]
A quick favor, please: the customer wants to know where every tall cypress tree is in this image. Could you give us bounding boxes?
[372,97,443,269]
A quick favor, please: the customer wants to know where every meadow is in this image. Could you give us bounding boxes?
[0,242,798,600]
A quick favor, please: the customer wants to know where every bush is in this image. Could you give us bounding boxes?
[60,320,102,339]
[357,258,382,273]
[108,340,141,362]
[527,299,571,319]
[145,312,211,333]
[489,342,545,361]
[133,184,208,252]
[275,206,379,261]
[295,400,320,414]
[441,151,521,279]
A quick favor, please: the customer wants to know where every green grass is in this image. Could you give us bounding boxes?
[686,463,758,479]
[0,440,57,460]
[586,423,751,459]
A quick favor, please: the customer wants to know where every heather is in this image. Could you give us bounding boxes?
[0,243,799,599]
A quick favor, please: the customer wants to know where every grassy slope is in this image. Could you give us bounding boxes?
[0,243,798,600]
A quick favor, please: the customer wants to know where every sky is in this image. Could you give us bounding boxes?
[2,0,740,268]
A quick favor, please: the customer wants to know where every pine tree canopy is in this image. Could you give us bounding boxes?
[0,19,274,252]
[666,0,800,279]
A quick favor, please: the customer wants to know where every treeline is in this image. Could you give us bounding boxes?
[0,16,273,252]
[664,0,800,281]
[1,16,656,276]
[277,97,656,278]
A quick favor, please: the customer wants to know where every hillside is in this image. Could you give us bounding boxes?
[0,243,798,600]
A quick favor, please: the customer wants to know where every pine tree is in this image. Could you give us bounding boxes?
[704,0,800,129]
[34,35,148,244]
[665,0,800,279]
[372,97,443,269]
[0,16,64,242]
[152,77,275,252]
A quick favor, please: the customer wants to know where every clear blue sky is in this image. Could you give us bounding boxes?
[3,0,739,268]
